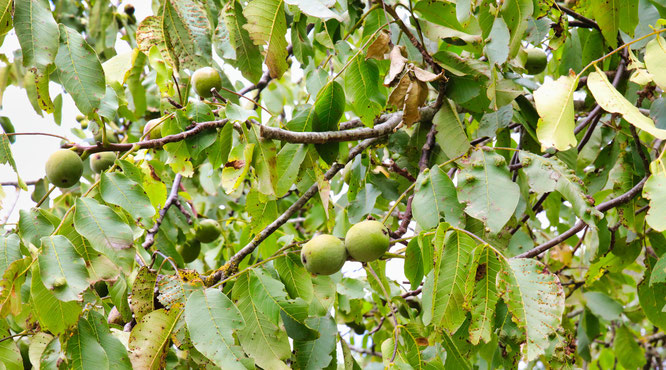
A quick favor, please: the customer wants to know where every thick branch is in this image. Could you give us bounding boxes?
[515,176,648,258]
[142,174,182,249]
[66,120,229,154]
[259,108,434,143]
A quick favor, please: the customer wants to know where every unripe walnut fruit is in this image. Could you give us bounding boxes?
[177,240,201,263]
[195,219,221,243]
[524,48,547,75]
[94,127,118,143]
[90,152,116,173]
[344,220,390,262]
[300,234,347,275]
[191,67,222,98]
[45,149,83,188]
[143,118,163,140]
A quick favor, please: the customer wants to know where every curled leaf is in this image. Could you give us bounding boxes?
[384,45,408,86]
[366,29,391,60]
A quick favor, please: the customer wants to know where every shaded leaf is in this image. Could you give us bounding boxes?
[30,265,81,335]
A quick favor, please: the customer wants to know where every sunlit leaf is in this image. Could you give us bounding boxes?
[243,0,288,79]
[534,71,578,151]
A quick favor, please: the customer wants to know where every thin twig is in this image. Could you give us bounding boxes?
[516,176,649,258]
[142,174,183,249]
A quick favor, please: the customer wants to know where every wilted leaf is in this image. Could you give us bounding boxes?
[366,29,391,60]
[384,45,408,85]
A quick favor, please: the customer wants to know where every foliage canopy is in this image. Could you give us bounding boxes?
[1,0,666,368]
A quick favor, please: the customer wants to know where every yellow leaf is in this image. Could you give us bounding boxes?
[588,65,666,139]
[534,71,578,151]
[645,36,666,90]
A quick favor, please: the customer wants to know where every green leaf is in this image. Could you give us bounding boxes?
[224,0,263,83]
[347,183,381,223]
[534,72,578,151]
[588,66,666,139]
[404,238,424,291]
[638,269,666,332]
[84,311,133,369]
[422,227,475,333]
[66,317,110,370]
[345,57,383,126]
[232,273,291,370]
[222,143,254,194]
[0,257,30,317]
[246,189,278,233]
[100,172,156,228]
[500,0,533,58]
[591,0,619,48]
[18,209,55,246]
[0,234,22,273]
[583,291,623,321]
[0,133,18,175]
[243,0,288,79]
[484,17,510,65]
[643,165,666,232]
[518,151,600,224]
[650,256,666,286]
[433,98,470,160]
[128,308,182,370]
[274,253,314,302]
[14,0,59,71]
[30,265,81,335]
[55,24,106,116]
[293,315,337,370]
[0,314,22,370]
[38,236,89,301]
[109,273,133,323]
[468,246,500,345]
[185,288,254,369]
[162,0,212,70]
[156,272,204,310]
[74,198,134,271]
[457,150,519,233]
[130,267,157,321]
[499,258,565,361]
[313,81,345,163]
[613,325,646,369]
[275,143,308,197]
[0,0,12,36]
[413,166,465,230]
[645,36,666,91]
[250,126,278,196]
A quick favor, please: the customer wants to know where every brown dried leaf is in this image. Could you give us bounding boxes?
[403,79,428,127]
[384,45,408,86]
[387,73,411,109]
[413,66,445,82]
[366,29,391,60]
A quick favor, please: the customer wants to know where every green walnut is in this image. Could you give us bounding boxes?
[344,220,390,262]
[195,219,221,243]
[524,48,548,75]
[300,234,347,275]
[191,67,222,98]
[177,240,201,263]
[45,149,83,188]
[90,152,116,173]
[94,127,118,143]
[143,118,163,140]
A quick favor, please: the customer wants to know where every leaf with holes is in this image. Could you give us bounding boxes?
[499,258,565,361]
[128,308,182,370]
[422,227,476,333]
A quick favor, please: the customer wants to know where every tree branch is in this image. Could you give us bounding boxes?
[515,176,648,258]
[142,174,182,250]
[207,135,389,285]
[259,108,437,144]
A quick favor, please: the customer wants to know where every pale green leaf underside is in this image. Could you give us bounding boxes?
[588,66,666,139]
[534,73,578,151]
[243,0,288,79]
